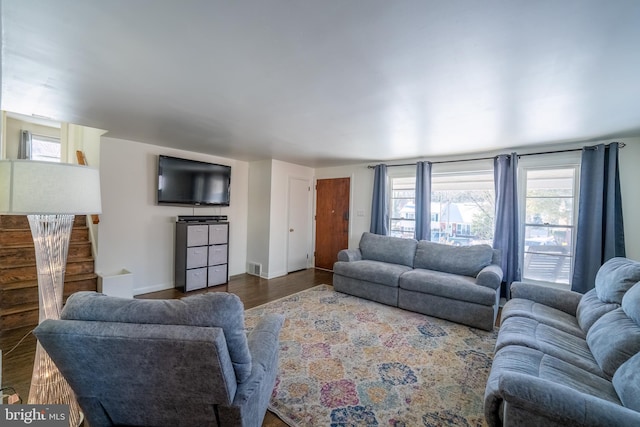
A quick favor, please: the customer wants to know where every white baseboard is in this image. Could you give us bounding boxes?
[132,282,174,296]
[264,270,287,279]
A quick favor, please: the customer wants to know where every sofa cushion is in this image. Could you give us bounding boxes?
[359,232,417,267]
[595,257,640,304]
[622,281,640,324]
[495,316,604,377]
[576,288,620,333]
[333,260,411,287]
[61,292,253,382]
[484,346,622,427]
[399,268,496,305]
[586,308,640,378]
[612,352,640,411]
[501,298,584,337]
[414,241,493,277]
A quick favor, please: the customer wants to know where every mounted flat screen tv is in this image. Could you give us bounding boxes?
[157,155,231,206]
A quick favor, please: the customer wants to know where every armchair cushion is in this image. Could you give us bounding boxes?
[61,291,253,382]
[476,264,504,290]
[34,320,235,426]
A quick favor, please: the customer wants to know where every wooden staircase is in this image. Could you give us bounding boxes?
[0,215,98,331]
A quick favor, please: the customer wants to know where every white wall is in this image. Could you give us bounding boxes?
[268,160,314,278]
[95,134,640,294]
[97,137,249,295]
[618,137,640,260]
[314,137,640,261]
[246,160,272,276]
[246,159,314,278]
[0,111,5,159]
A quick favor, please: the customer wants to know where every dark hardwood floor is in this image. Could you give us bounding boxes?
[0,268,333,426]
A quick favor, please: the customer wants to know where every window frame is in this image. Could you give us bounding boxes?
[388,166,417,239]
[517,152,581,289]
[387,159,495,244]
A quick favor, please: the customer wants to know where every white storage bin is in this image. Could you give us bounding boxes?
[98,269,134,298]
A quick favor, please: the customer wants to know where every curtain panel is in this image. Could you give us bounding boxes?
[370,164,389,235]
[19,130,32,159]
[571,143,625,293]
[414,161,432,241]
[493,153,520,299]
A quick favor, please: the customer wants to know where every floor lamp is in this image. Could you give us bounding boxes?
[0,160,101,427]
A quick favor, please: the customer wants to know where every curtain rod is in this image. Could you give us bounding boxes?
[367,141,626,169]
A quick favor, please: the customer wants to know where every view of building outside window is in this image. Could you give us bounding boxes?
[390,176,416,237]
[389,171,495,246]
[522,167,577,285]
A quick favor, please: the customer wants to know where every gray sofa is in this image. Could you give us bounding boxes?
[333,232,503,330]
[484,257,640,426]
[34,291,284,427]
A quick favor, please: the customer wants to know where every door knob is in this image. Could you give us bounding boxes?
[290,228,294,232]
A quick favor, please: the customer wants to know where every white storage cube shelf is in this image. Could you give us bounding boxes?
[175,220,229,292]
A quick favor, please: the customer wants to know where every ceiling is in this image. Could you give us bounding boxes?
[2,0,640,167]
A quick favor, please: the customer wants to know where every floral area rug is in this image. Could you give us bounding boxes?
[244,285,498,427]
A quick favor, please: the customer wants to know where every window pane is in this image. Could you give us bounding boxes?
[526,169,574,197]
[31,135,61,162]
[522,165,577,286]
[431,187,494,246]
[523,252,571,284]
[390,176,416,238]
[389,171,494,244]
[525,198,574,225]
[525,226,573,255]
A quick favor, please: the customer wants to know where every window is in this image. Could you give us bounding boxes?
[30,134,61,162]
[389,176,416,238]
[431,171,494,246]
[519,158,580,287]
[389,166,495,246]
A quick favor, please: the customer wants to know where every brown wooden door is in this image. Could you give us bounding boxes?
[315,178,350,270]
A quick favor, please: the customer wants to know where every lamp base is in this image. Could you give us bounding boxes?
[26,214,83,427]
[29,343,83,426]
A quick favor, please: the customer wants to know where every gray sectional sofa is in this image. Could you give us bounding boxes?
[333,232,503,330]
[484,257,640,426]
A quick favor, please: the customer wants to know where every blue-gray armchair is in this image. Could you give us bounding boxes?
[33,291,284,427]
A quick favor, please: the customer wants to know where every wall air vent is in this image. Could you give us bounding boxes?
[247,262,262,277]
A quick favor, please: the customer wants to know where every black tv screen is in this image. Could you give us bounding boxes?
[157,155,231,206]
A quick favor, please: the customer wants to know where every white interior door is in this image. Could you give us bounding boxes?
[287,177,311,272]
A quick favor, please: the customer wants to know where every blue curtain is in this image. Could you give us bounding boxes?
[571,143,625,293]
[493,153,520,299]
[415,161,432,241]
[370,164,389,235]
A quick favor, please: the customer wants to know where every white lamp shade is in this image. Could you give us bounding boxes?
[0,160,102,214]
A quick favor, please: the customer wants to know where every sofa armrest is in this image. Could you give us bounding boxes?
[498,373,640,427]
[510,282,582,316]
[233,314,284,405]
[476,264,503,290]
[337,248,362,262]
